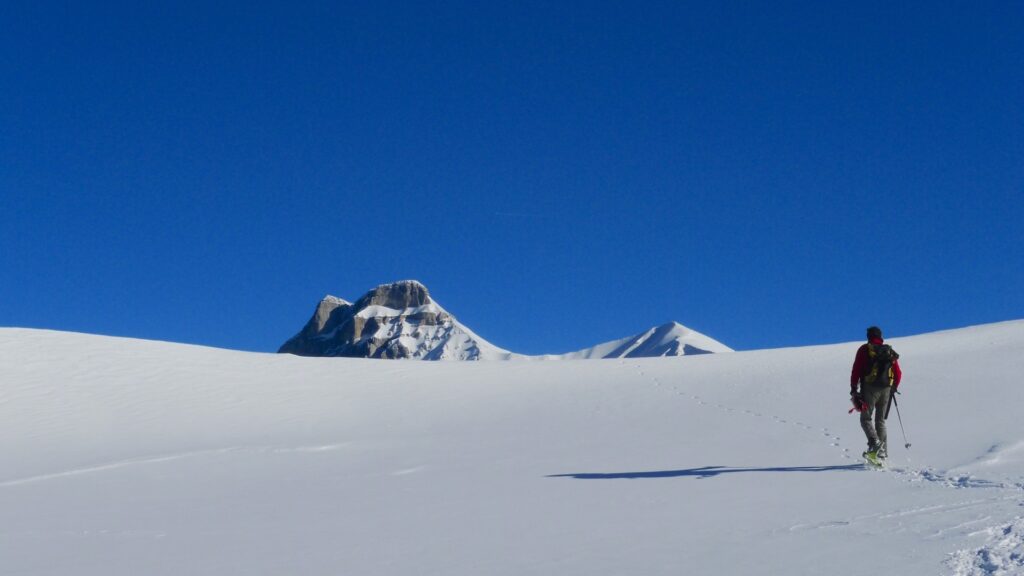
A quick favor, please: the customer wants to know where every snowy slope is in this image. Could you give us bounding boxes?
[2,321,1024,575]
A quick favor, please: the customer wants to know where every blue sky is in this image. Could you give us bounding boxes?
[2,1,1022,354]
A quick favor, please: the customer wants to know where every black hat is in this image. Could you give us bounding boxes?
[867,326,883,340]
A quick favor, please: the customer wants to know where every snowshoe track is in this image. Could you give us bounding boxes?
[947,517,1024,575]
[635,364,1024,575]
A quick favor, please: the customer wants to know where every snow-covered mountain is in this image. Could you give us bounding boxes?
[4,320,1024,575]
[279,280,516,360]
[280,280,728,360]
[560,321,733,358]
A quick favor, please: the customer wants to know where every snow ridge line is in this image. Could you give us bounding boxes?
[0,443,348,488]
[788,496,1020,534]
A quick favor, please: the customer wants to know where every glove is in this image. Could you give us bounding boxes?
[849,392,867,413]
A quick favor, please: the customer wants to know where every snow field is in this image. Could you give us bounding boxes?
[1,321,1023,575]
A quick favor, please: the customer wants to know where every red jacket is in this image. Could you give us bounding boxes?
[850,337,902,393]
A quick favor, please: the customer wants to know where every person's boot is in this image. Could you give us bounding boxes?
[863,441,880,458]
[863,441,884,466]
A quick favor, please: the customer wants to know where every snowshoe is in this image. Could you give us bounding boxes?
[863,449,884,468]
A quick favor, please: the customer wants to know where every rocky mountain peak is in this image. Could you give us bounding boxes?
[278,281,512,360]
[355,280,432,310]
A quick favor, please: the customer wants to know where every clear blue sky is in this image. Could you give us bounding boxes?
[2,1,1022,354]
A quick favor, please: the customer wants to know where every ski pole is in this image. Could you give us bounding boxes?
[891,392,911,449]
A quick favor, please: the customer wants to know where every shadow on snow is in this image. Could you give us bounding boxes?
[547,464,864,480]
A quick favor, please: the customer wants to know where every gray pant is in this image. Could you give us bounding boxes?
[859,384,891,451]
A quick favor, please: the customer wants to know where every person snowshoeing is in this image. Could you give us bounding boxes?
[850,326,902,462]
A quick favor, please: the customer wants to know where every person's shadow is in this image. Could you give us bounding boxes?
[547,464,864,480]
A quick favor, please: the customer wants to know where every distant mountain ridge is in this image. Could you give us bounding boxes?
[278,281,516,360]
[279,280,731,360]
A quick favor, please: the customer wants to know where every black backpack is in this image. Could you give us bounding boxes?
[862,343,899,386]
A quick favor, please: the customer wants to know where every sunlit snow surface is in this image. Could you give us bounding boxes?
[2,321,1023,575]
